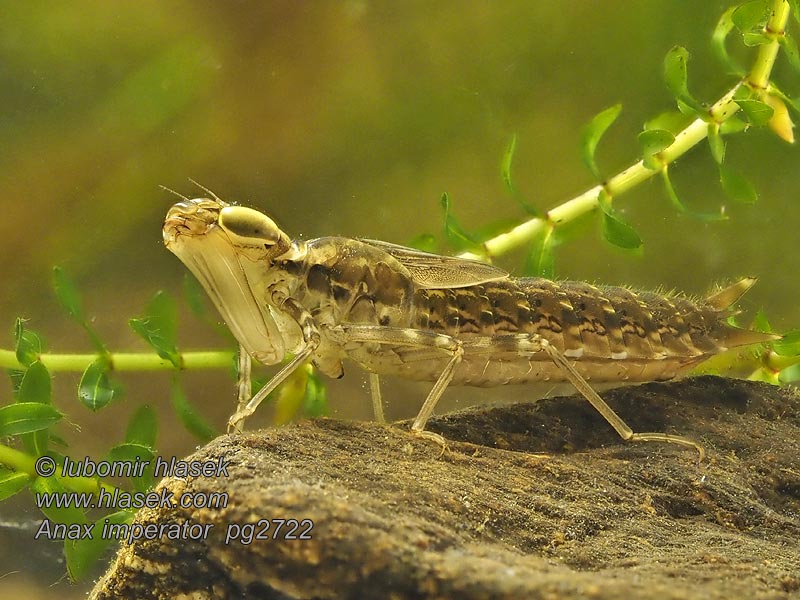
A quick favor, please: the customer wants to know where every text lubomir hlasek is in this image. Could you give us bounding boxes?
[60,455,231,479]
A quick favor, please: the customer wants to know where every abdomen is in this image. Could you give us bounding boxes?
[404,278,733,385]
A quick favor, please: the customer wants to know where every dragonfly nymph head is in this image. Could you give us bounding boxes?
[163,197,299,365]
[164,199,291,262]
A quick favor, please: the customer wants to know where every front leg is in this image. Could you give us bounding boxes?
[227,297,321,432]
[231,344,252,434]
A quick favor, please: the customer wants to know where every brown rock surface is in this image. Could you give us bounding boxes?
[91,376,800,599]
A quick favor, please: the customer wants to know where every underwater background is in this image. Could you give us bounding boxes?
[1,2,798,596]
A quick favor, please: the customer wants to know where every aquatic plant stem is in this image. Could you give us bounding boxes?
[0,443,117,496]
[459,0,791,262]
[0,348,234,372]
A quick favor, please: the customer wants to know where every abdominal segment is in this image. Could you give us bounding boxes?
[411,278,730,364]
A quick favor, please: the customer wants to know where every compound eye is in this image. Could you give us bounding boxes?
[219,206,282,244]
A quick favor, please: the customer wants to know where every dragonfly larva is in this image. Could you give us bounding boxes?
[163,191,776,458]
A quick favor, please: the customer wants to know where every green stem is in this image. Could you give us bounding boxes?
[0,348,234,372]
[0,442,36,472]
[0,443,117,496]
[459,0,791,262]
[749,0,791,90]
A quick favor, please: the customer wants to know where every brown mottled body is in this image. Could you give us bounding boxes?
[163,195,774,456]
[407,281,728,385]
[266,239,748,388]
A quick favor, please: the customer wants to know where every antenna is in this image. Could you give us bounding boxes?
[188,178,224,202]
[158,185,189,201]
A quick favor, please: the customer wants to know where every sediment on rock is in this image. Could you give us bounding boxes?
[92,376,800,600]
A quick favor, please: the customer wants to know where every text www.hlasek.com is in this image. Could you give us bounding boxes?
[35,484,227,510]
[32,455,313,545]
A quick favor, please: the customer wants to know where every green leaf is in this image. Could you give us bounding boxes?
[767,84,800,115]
[661,169,727,222]
[17,361,52,455]
[742,31,772,46]
[130,291,181,367]
[720,115,748,134]
[597,193,642,250]
[0,402,62,436]
[14,318,44,367]
[440,193,479,251]
[52,267,108,354]
[719,165,758,204]
[170,379,216,441]
[773,330,800,356]
[580,103,622,180]
[129,318,180,366]
[779,363,800,384]
[17,360,52,404]
[30,476,87,526]
[107,442,156,492]
[65,510,134,582]
[48,433,69,449]
[52,266,86,322]
[644,110,692,134]
[108,442,155,462]
[707,123,726,164]
[792,0,800,26]
[523,226,556,278]
[501,134,518,197]
[147,291,177,344]
[779,35,800,73]
[8,369,25,396]
[78,360,115,411]
[712,6,745,75]
[125,404,158,449]
[601,211,643,250]
[731,0,770,49]
[732,0,769,32]
[303,370,329,418]
[752,309,772,333]
[0,469,31,501]
[107,442,155,464]
[501,135,538,215]
[274,364,310,425]
[638,129,675,170]
[736,99,774,125]
[663,46,703,115]
[17,361,52,404]
[659,169,684,213]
